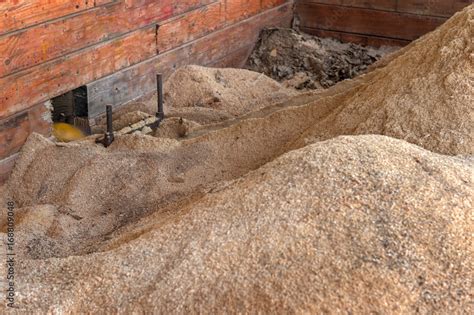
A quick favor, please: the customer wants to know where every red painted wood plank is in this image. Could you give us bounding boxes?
[157,2,225,53]
[261,0,290,10]
[225,0,261,23]
[0,0,213,77]
[156,0,290,53]
[0,0,96,35]
[0,26,157,119]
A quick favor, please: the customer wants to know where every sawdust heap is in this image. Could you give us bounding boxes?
[164,65,297,118]
[1,5,473,313]
[3,136,473,313]
[288,5,474,155]
[91,66,297,132]
[152,117,201,139]
[246,28,395,89]
[92,110,152,133]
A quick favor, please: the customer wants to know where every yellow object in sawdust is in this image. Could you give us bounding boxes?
[52,123,85,142]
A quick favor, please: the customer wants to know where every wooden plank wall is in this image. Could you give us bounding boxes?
[0,0,294,182]
[295,0,472,46]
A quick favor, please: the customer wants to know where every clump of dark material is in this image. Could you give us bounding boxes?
[246,28,392,89]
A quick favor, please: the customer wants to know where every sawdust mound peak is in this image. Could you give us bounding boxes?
[165,65,297,117]
[296,5,473,155]
[7,135,473,313]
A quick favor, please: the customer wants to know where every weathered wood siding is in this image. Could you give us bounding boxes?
[295,0,472,46]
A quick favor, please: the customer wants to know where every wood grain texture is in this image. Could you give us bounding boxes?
[0,0,95,35]
[297,0,472,17]
[158,2,225,53]
[225,0,262,22]
[0,26,158,119]
[397,0,472,16]
[296,2,446,40]
[209,44,255,68]
[0,0,214,77]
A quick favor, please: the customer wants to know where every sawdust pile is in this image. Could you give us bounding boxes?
[164,65,298,118]
[246,28,395,89]
[1,5,473,313]
[3,136,473,313]
[92,66,298,132]
[286,6,473,155]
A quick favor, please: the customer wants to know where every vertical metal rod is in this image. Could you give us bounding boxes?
[95,105,114,147]
[157,74,164,120]
[103,105,114,147]
[106,105,113,134]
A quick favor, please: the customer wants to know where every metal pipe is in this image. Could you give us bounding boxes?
[96,105,115,147]
[106,105,113,134]
[157,73,164,120]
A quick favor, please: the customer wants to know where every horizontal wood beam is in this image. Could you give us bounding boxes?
[0,0,215,77]
[296,0,470,18]
[0,25,158,119]
[296,2,447,41]
[0,0,97,36]
[158,2,225,53]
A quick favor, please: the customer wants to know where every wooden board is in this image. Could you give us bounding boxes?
[209,44,256,68]
[297,0,472,17]
[0,26,158,119]
[225,0,262,23]
[397,0,472,17]
[0,0,213,77]
[158,2,225,53]
[296,2,447,40]
[0,0,95,35]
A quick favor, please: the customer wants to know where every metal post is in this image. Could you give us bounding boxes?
[104,105,114,147]
[96,105,115,147]
[106,105,113,135]
[157,74,164,121]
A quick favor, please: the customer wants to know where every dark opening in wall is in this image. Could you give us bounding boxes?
[51,86,90,134]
